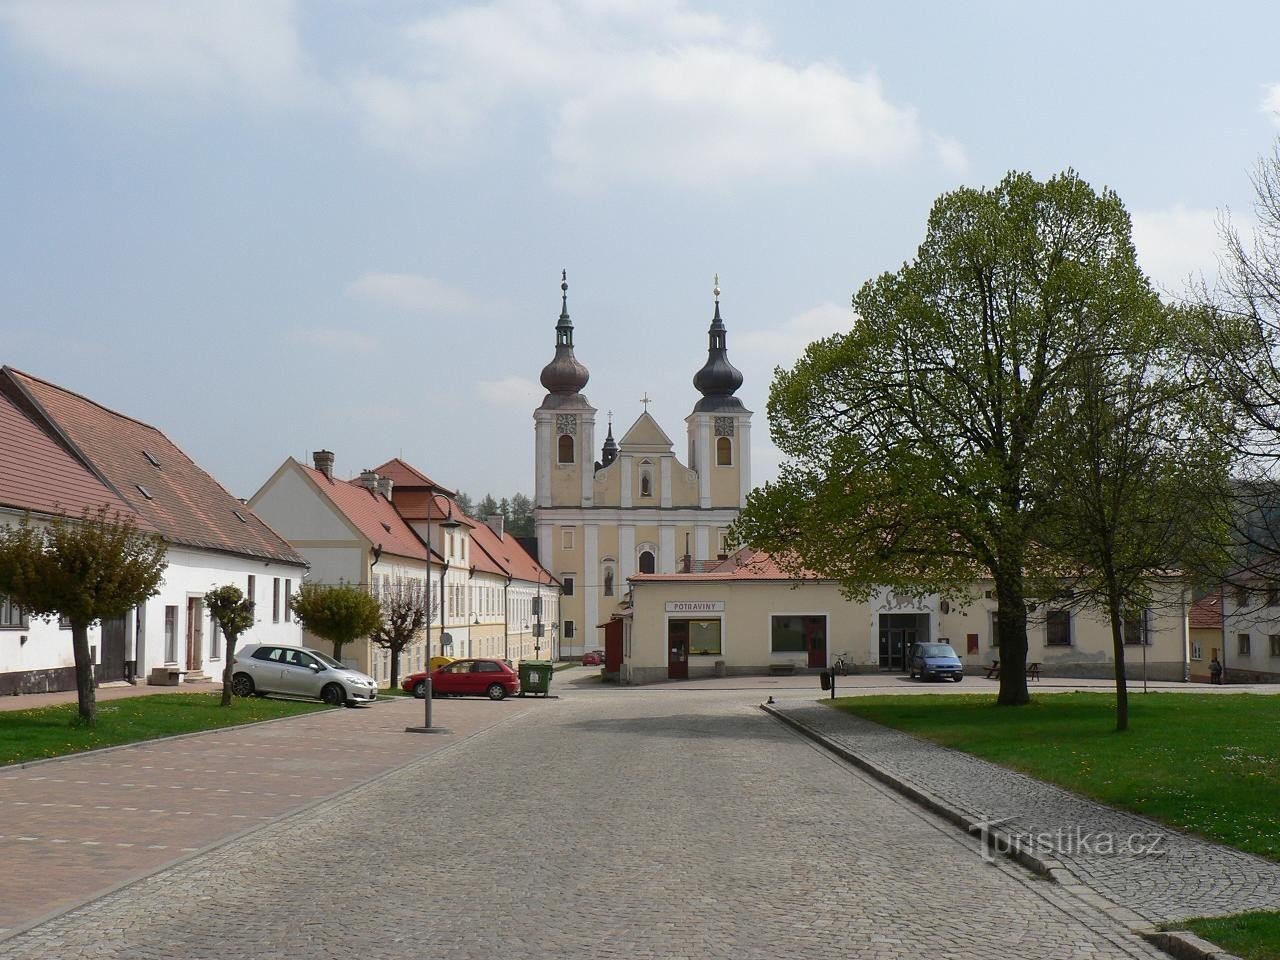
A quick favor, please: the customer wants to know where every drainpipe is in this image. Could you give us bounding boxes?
[503,573,513,661]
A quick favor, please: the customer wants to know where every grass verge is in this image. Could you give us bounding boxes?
[830,692,1280,861]
[1177,911,1280,959]
[0,693,327,766]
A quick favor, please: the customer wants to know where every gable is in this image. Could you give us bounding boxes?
[618,412,673,451]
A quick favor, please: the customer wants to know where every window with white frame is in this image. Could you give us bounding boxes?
[1191,640,1203,660]
[1271,635,1280,658]
[1239,633,1252,656]
[164,605,178,662]
[0,595,26,629]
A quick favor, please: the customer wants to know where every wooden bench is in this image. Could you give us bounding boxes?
[985,660,1000,679]
[768,662,797,676]
[1027,662,1042,682]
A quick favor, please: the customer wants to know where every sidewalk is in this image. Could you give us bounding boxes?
[766,698,1280,926]
[0,679,222,712]
[0,693,541,935]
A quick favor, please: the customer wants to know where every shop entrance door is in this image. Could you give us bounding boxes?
[667,620,689,680]
[879,614,921,670]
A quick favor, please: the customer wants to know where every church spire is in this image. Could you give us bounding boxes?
[692,273,744,411]
[540,269,590,396]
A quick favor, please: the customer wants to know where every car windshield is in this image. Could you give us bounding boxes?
[309,651,344,669]
[919,644,958,658]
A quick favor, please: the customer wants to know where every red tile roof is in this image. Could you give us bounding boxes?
[468,518,558,587]
[0,386,147,525]
[298,463,432,562]
[629,547,822,582]
[371,458,453,496]
[4,368,302,565]
[1189,592,1223,630]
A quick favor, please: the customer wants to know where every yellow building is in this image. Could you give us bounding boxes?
[534,274,750,656]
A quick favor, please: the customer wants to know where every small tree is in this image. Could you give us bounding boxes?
[289,582,383,665]
[371,576,432,690]
[0,507,166,725]
[475,494,500,520]
[204,585,256,707]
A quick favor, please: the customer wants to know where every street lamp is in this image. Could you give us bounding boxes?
[406,490,461,735]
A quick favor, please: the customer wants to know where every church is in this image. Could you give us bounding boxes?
[533,274,751,657]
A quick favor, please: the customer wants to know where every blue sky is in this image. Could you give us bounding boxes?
[1,0,1276,503]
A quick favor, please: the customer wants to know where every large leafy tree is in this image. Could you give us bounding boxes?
[204,585,256,707]
[0,507,166,725]
[289,582,383,664]
[370,576,432,690]
[1040,343,1234,730]
[736,170,1169,706]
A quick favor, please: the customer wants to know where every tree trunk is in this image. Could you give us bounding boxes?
[70,620,97,725]
[994,574,1031,706]
[220,631,237,707]
[1108,599,1129,732]
[388,646,400,691]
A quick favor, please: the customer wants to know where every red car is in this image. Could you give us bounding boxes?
[581,650,604,666]
[412,658,520,700]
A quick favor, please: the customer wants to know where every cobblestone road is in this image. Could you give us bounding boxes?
[774,701,1280,924]
[0,690,1167,959]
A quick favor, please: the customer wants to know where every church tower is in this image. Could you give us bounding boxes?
[686,276,751,558]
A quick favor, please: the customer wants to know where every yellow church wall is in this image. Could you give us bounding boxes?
[550,463,582,506]
[669,462,700,506]
[709,457,741,508]
[592,461,621,507]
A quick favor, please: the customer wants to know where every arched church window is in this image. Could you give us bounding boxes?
[716,436,733,466]
[640,470,652,497]
[603,566,614,596]
[639,550,656,574]
[558,434,574,464]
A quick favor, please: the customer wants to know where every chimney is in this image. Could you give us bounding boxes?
[376,476,394,500]
[313,449,335,480]
[486,514,504,538]
[359,469,379,491]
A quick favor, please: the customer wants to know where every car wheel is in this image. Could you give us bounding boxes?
[230,673,254,697]
[412,680,426,699]
[486,683,507,701]
[320,683,346,706]
[954,674,964,683]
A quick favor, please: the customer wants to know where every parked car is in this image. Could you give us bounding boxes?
[907,642,964,682]
[425,658,520,700]
[581,649,604,666]
[401,656,462,698]
[230,644,379,706]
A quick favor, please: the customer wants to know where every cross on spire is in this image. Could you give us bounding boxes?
[640,393,651,411]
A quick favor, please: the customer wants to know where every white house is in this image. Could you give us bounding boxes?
[0,366,306,695]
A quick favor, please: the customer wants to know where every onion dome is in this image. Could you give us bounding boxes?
[692,275,744,411]
[539,270,590,396]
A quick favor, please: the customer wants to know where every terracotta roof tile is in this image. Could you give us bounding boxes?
[5,367,301,565]
[630,547,822,583]
[1189,593,1223,630]
[0,386,147,526]
[300,463,432,562]
[468,519,557,587]
[371,458,453,495]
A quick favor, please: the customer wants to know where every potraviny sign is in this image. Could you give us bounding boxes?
[665,601,725,613]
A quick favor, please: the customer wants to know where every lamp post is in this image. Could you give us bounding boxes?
[406,490,461,735]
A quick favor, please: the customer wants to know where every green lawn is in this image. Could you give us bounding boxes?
[0,694,327,766]
[830,692,1280,861]
[1181,911,1280,960]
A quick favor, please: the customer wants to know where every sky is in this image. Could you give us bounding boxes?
[1,0,1278,504]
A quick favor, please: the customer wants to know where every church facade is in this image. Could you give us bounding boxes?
[533,275,751,657]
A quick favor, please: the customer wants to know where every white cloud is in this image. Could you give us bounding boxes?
[346,273,491,317]
[737,302,852,364]
[931,134,969,176]
[1130,204,1224,292]
[0,0,311,104]
[288,326,377,353]
[477,375,544,410]
[347,0,954,189]
[1263,83,1280,124]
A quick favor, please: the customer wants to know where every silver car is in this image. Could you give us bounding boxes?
[230,643,378,707]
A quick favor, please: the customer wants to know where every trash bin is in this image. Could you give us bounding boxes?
[820,670,832,691]
[518,660,555,697]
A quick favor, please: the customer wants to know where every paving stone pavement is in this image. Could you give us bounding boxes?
[0,694,531,933]
[0,690,1171,959]
[773,699,1280,924]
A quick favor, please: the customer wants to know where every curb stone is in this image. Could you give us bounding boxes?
[761,702,1243,960]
